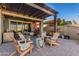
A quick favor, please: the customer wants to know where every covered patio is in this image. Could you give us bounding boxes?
[0,3,58,44]
[0,3,60,56]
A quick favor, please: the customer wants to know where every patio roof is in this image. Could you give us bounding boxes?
[0,3,58,33]
[0,3,58,19]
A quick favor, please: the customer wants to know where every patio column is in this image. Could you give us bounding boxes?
[54,13,57,33]
[40,21,43,37]
[0,9,3,44]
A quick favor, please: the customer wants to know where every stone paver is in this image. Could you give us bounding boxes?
[0,39,79,56]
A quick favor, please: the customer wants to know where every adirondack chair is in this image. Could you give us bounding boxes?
[10,32,33,56]
[46,32,60,46]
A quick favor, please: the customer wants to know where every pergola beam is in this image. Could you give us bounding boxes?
[1,9,43,21]
[26,3,55,15]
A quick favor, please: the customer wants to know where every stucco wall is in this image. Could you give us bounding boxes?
[3,18,9,32]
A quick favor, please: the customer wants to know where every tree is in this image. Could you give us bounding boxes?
[57,18,61,25]
[60,19,66,26]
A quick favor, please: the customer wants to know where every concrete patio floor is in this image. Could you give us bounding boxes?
[0,39,79,56]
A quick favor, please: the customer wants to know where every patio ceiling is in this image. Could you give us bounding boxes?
[0,3,58,19]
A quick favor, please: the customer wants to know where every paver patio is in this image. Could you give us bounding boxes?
[0,39,79,56]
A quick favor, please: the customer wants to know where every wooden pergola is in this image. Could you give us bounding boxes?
[0,3,58,44]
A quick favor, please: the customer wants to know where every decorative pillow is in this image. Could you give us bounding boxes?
[19,40,25,43]
[14,32,21,40]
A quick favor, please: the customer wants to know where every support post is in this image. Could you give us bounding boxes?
[40,21,43,37]
[54,14,57,33]
[0,9,3,44]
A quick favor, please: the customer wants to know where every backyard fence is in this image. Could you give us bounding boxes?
[59,25,79,41]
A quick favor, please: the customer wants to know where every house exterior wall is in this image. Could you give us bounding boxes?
[2,17,35,42]
[3,17,34,32]
[3,18,9,32]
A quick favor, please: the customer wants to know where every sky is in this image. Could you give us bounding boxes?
[46,3,79,22]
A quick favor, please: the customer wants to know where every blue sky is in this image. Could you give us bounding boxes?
[46,3,79,22]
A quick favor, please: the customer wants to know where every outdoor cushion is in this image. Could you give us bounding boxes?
[18,41,30,51]
[20,43,30,51]
[24,31,29,35]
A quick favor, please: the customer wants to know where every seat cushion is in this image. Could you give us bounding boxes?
[20,43,30,51]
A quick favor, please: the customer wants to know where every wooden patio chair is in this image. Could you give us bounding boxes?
[46,32,60,46]
[10,32,33,56]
